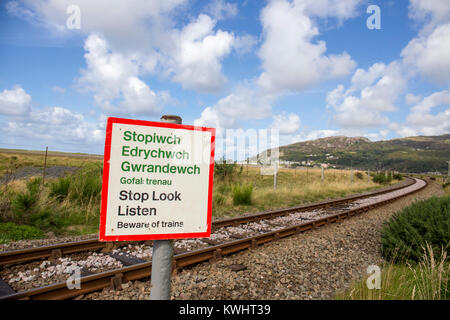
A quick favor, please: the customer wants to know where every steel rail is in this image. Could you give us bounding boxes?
[0,178,414,266]
[0,177,427,300]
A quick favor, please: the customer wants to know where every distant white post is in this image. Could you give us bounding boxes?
[321,166,324,182]
[274,161,278,190]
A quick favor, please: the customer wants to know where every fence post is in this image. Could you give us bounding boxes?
[42,146,48,185]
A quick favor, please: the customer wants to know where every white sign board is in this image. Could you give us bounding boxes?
[99,117,215,241]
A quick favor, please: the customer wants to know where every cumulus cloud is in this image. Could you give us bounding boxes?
[257,0,357,94]
[1,104,104,151]
[195,86,275,129]
[302,0,363,21]
[270,112,301,135]
[10,0,186,52]
[327,62,406,129]
[205,0,238,21]
[169,14,235,93]
[401,22,450,85]
[10,1,244,94]
[0,85,32,116]
[408,0,450,28]
[390,90,450,137]
[78,33,168,115]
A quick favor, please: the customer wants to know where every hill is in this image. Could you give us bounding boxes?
[275,134,450,173]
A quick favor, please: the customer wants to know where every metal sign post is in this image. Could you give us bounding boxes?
[98,115,215,300]
[150,115,181,300]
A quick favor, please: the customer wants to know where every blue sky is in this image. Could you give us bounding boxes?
[0,0,449,156]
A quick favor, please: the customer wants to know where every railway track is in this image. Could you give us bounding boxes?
[0,177,427,300]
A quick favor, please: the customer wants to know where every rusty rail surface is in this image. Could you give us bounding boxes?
[0,177,427,300]
[0,178,414,267]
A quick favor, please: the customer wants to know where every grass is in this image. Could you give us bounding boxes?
[0,160,102,240]
[337,244,449,300]
[0,149,102,175]
[337,194,450,300]
[232,184,253,205]
[380,196,449,262]
[0,148,397,241]
[0,222,44,243]
[212,166,387,218]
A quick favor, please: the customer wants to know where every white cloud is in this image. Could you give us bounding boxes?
[401,22,450,85]
[169,14,235,93]
[408,0,450,28]
[1,105,104,152]
[205,0,238,21]
[0,85,32,116]
[12,1,241,94]
[390,90,450,137]
[195,86,275,129]
[405,93,422,105]
[13,0,186,52]
[302,0,363,21]
[257,0,356,93]
[270,112,301,135]
[327,62,406,129]
[78,33,167,115]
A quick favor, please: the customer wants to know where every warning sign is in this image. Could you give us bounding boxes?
[99,117,215,241]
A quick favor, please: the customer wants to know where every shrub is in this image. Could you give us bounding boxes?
[393,173,403,180]
[214,159,237,182]
[355,172,364,180]
[29,208,64,231]
[11,191,38,223]
[372,173,392,185]
[381,196,450,262]
[69,166,102,204]
[49,176,71,201]
[26,177,42,194]
[232,184,253,205]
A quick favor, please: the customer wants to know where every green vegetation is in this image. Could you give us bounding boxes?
[212,166,386,218]
[380,196,450,262]
[277,134,450,173]
[214,159,242,182]
[0,149,401,241]
[232,184,253,205]
[337,244,449,300]
[372,173,392,185]
[0,222,44,243]
[0,149,102,175]
[338,196,449,300]
[0,162,102,241]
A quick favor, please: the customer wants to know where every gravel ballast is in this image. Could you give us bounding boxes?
[81,179,444,300]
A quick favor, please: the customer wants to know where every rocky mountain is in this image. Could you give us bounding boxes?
[276,134,450,173]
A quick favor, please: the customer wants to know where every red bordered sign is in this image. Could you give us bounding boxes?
[99,117,215,241]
